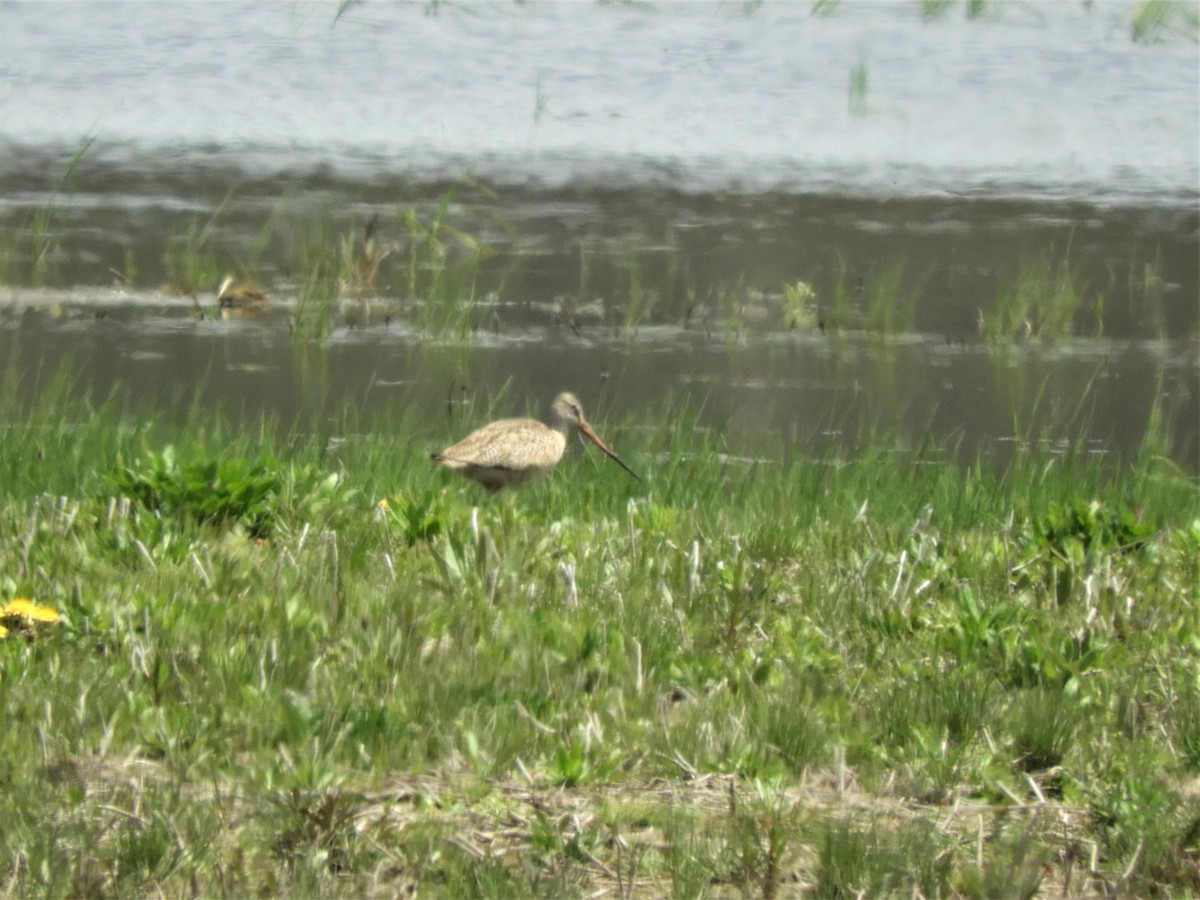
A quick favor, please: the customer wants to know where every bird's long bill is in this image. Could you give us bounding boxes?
[578,420,641,482]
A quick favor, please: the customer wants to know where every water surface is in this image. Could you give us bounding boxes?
[1,0,1196,201]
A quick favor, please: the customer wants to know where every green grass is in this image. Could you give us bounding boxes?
[848,61,869,117]
[162,200,229,297]
[1131,0,1200,44]
[0,363,1197,897]
[0,135,98,287]
[982,241,1089,343]
[919,0,957,17]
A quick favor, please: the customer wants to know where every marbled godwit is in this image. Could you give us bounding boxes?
[432,392,640,492]
[217,275,268,310]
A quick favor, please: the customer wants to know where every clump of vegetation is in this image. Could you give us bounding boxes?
[0,135,97,286]
[398,192,495,337]
[919,0,958,17]
[848,61,870,116]
[1131,0,1200,43]
[274,191,495,339]
[163,209,226,297]
[1032,497,1155,559]
[782,279,819,330]
[982,244,1089,342]
[864,260,918,334]
[110,443,343,538]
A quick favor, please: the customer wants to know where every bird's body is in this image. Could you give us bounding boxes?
[434,416,569,492]
[433,392,639,492]
[217,275,268,310]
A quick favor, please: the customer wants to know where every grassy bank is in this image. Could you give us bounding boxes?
[0,378,1198,898]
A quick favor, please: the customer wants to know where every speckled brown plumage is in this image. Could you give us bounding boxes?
[217,275,268,310]
[432,392,639,492]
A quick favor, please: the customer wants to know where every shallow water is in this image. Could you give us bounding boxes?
[2,278,1196,471]
[0,1,1197,471]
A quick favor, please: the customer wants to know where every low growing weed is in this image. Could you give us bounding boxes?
[110,443,343,538]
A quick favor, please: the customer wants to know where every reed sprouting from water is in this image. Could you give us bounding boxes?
[0,135,98,286]
[399,191,494,338]
[262,191,494,340]
[981,242,1089,343]
[848,61,869,116]
[864,260,918,334]
[1131,0,1200,44]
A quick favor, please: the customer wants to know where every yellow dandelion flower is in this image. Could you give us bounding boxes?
[2,598,61,624]
[0,623,8,639]
[373,497,392,525]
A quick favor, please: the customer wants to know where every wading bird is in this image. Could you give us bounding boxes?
[217,275,268,310]
[432,392,640,492]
